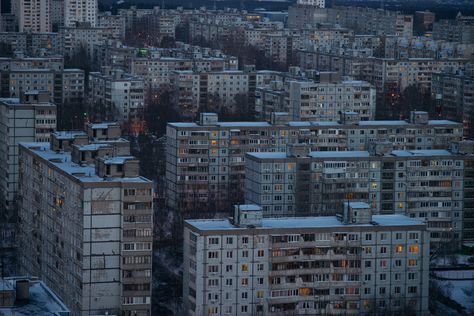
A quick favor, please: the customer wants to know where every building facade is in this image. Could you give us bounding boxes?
[166,111,462,217]
[18,123,153,316]
[0,91,56,221]
[183,204,430,315]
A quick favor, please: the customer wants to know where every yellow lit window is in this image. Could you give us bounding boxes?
[399,202,403,209]
[241,278,248,285]
[287,163,294,170]
[299,288,311,296]
[211,131,217,137]
[371,182,377,189]
[409,245,419,253]
[395,245,403,253]
[280,130,287,136]
[211,140,217,145]
[408,259,417,266]
[241,264,248,272]
[256,291,264,298]
[230,139,239,145]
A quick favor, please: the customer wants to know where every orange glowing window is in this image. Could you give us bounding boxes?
[395,245,403,253]
[409,245,419,253]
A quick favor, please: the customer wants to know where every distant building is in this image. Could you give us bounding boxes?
[255,72,376,121]
[431,65,474,138]
[297,0,325,8]
[183,203,430,315]
[414,11,435,35]
[64,0,98,27]
[0,277,70,315]
[18,122,153,316]
[433,13,474,44]
[14,0,52,32]
[89,67,145,125]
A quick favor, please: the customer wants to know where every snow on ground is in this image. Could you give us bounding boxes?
[431,254,474,267]
[435,270,474,279]
[437,279,474,313]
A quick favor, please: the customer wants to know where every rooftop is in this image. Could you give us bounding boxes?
[186,214,425,231]
[19,142,150,184]
[0,277,70,316]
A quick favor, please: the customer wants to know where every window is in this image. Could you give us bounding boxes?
[226,265,233,272]
[409,245,419,253]
[257,264,264,271]
[256,291,264,298]
[395,245,403,253]
[226,237,233,244]
[408,259,418,266]
[241,306,248,313]
[209,237,219,245]
[380,260,387,268]
[395,259,402,267]
[365,261,372,268]
[380,273,386,281]
[364,274,371,281]
[208,251,219,259]
[242,292,248,299]
[380,247,387,254]
[408,286,417,294]
[379,287,386,294]
[408,273,416,280]
[364,288,371,295]
[241,264,248,272]
[242,237,249,244]
[257,250,264,257]
[225,279,232,286]
[208,279,219,286]
[226,251,233,258]
[208,265,218,273]
[242,250,249,258]
[394,286,401,294]
[241,278,248,285]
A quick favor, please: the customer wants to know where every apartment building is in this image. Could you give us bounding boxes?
[297,0,325,7]
[18,122,152,316]
[327,6,413,38]
[129,55,238,90]
[89,68,145,123]
[14,0,52,32]
[171,70,251,119]
[255,74,376,121]
[0,91,56,221]
[433,13,474,44]
[0,32,61,56]
[59,24,117,58]
[64,0,98,27]
[0,56,85,107]
[166,111,462,217]
[98,11,126,39]
[183,203,429,315]
[244,139,473,244]
[431,66,474,138]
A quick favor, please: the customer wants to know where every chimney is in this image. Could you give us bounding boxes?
[15,280,30,302]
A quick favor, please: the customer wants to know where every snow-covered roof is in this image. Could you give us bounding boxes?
[186,214,424,231]
[19,142,149,184]
[310,151,370,158]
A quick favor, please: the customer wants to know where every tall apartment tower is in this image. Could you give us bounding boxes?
[64,0,98,27]
[0,91,56,221]
[14,0,52,32]
[18,123,152,316]
[183,203,430,315]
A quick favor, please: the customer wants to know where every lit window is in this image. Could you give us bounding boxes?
[395,245,403,253]
[211,140,217,145]
[256,291,264,298]
[409,245,419,253]
[241,264,248,272]
[408,259,418,266]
